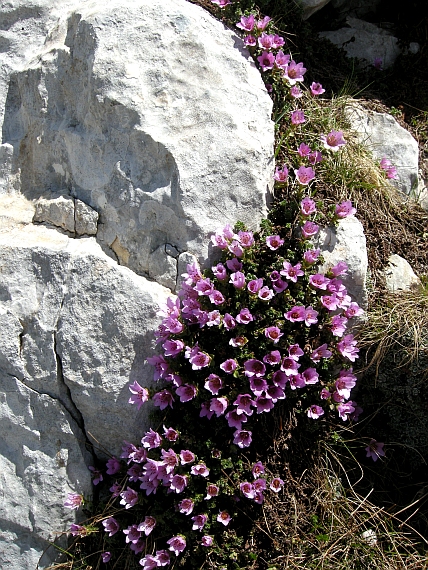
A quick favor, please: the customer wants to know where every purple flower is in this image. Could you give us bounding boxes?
[102,517,120,536]
[178,498,194,514]
[337,334,359,362]
[321,130,346,151]
[266,235,284,250]
[236,14,255,31]
[70,524,86,536]
[258,286,274,301]
[307,405,324,419]
[170,474,188,493]
[300,197,316,216]
[344,302,364,319]
[331,315,348,337]
[284,60,306,85]
[380,157,398,179]
[264,326,283,343]
[255,394,274,414]
[291,110,305,125]
[288,344,304,361]
[124,524,141,544]
[309,150,323,164]
[223,313,236,330]
[365,439,385,462]
[192,514,208,531]
[128,380,149,409]
[141,428,162,449]
[226,409,247,430]
[101,552,111,563]
[301,221,319,238]
[153,389,174,410]
[329,261,348,277]
[147,354,171,381]
[258,51,275,71]
[335,368,357,400]
[249,376,268,394]
[298,143,311,157]
[281,261,304,282]
[163,426,179,441]
[281,356,301,376]
[217,510,232,526]
[309,273,330,290]
[211,0,231,6]
[204,374,222,395]
[290,85,303,98]
[64,492,83,510]
[212,263,228,280]
[270,477,284,492]
[244,34,257,47]
[248,278,263,294]
[106,457,121,475]
[244,359,266,378]
[335,200,356,218]
[210,397,228,417]
[373,57,383,70]
[302,367,319,385]
[275,50,290,69]
[233,429,252,448]
[284,305,306,322]
[180,449,195,465]
[321,294,341,312]
[304,249,320,264]
[258,32,274,50]
[176,384,197,402]
[257,16,271,30]
[155,550,170,566]
[240,481,255,499]
[202,535,214,547]
[220,358,238,374]
[189,349,211,370]
[238,230,254,248]
[205,484,220,500]
[230,271,246,289]
[264,350,281,365]
[311,343,332,362]
[310,82,325,96]
[89,466,103,485]
[337,400,356,421]
[236,308,253,324]
[140,555,158,569]
[200,402,214,420]
[136,516,156,537]
[294,166,315,185]
[234,393,255,415]
[274,165,289,183]
[120,487,139,509]
[191,464,210,478]
[167,535,187,556]
[252,461,265,478]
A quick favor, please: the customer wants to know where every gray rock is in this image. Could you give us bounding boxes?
[75,199,98,235]
[346,102,419,198]
[296,0,332,19]
[33,195,76,233]
[319,17,401,69]
[384,254,421,293]
[315,216,368,310]
[1,0,274,286]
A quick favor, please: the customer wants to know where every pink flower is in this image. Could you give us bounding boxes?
[270,477,284,492]
[290,85,303,98]
[226,409,247,429]
[284,305,306,322]
[249,376,268,394]
[244,34,257,47]
[200,402,214,420]
[331,314,348,337]
[180,449,195,465]
[188,349,211,370]
[303,249,320,264]
[344,302,364,319]
[301,221,319,238]
[64,493,83,510]
[257,16,271,30]
[337,400,356,421]
[229,336,248,348]
[305,306,318,326]
[310,82,325,96]
[275,50,290,69]
[266,235,284,250]
[288,344,304,361]
[155,550,170,566]
[220,359,238,374]
[137,516,156,537]
[89,466,103,485]
[210,397,228,417]
[298,143,311,157]
[153,390,174,410]
[258,286,274,301]
[300,196,316,215]
[274,165,289,182]
[238,230,254,248]
[257,51,275,71]
[167,535,186,556]
[240,481,255,499]
[284,60,307,85]
[272,34,285,48]
[128,380,149,409]
[204,374,222,395]
[163,426,179,442]
[335,368,357,400]
[307,405,324,419]
[321,294,341,311]
[120,487,139,509]
[373,57,383,70]
[309,273,330,290]
[228,240,244,257]
[302,367,319,384]
[176,384,197,402]
[217,511,232,526]
[234,393,255,415]
[280,357,300,376]
[335,200,356,218]
[247,278,263,294]
[106,457,121,475]
[291,110,305,125]
[309,150,323,164]
[264,326,283,343]
[281,261,304,282]
[380,157,398,179]
[233,429,252,448]
[230,271,246,289]
[236,308,253,324]
[201,535,214,547]
[365,439,385,462]
[321,130,346,151]
[236,14,255,31]
[205,484,219,500]
[101,552,111,563]
[212,263,228,280]
[102,517,119,536]
[141,428,162,449]
[258,32,274,49]
[178,498,194,515]
[140,555,158,569]
[311,343,332,362]
[294,166,315,185]
[162,339,185,357]
[170,474,188,493]
[337,334,359,362]
[192,514,208,531]
[69,524,86,536]
[223,313,236,330]
[252,461,265,479]
[329,261,348,277]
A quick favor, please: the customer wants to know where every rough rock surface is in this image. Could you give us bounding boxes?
[0,194,172,568]
[346,102,420,199]
[0,0,274,290]
[0,1,275,567]
[384,254,421,293]
[297,0,332,19]
[319,17,401,69]
[315,216,368,310]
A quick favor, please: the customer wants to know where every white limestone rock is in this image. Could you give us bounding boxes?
[346,102,420,198]
[1,0,274,290]
[315,216,368,310]
[319,17,401,69]
[33,195,99,235]
[384,254,421,293]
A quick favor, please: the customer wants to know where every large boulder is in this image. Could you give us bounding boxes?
[0,0,274,567]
